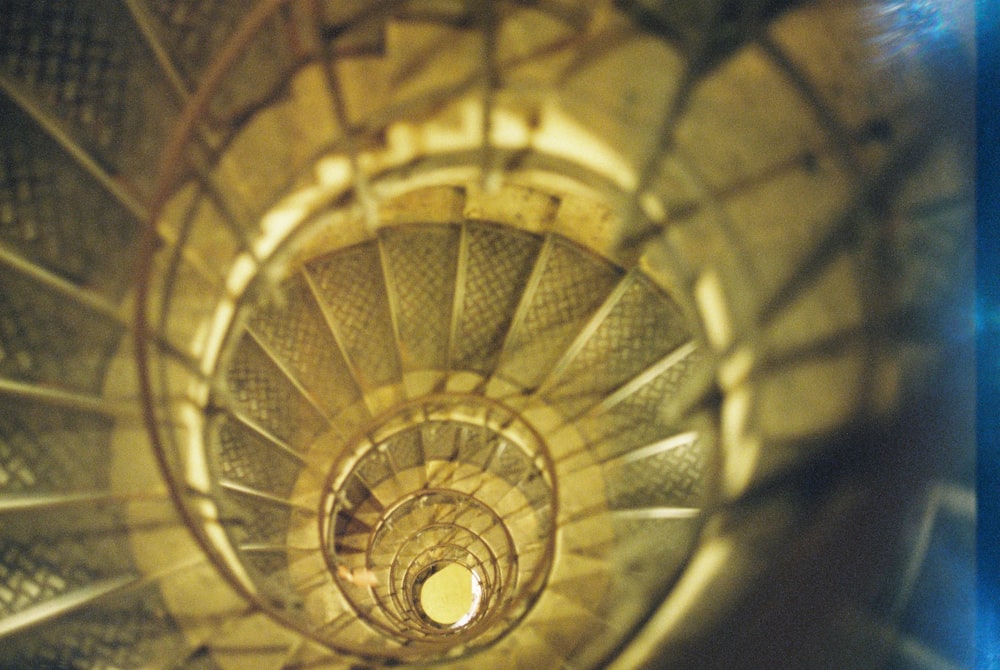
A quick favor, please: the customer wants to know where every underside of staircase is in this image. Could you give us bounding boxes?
[0,1,975,668]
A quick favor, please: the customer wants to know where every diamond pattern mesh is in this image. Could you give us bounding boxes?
[497,237,621,390]
[421,422,461,461]
[223,334,327,450]
[0,0,131,156]
[0,526,133,618]
[380,226,458,371]
[487,441,530,487]
[306,243,402,389]
[200,212,711,659]
[357,448,395,488]
[0,0,967,663]
[388,429,424,471]
[0,399,112,494]
[603,435,706,510]
[0,99,140,299]
[215,417,303,498]
[545,275,689,416]
[0,439,37,494]
[460,428,500,471]
[0,0,177,194]
[519,471,551,508]
[2,584,184,670]
[0,540,94,617]
[583,346,703,463]
[144,0,294,125]
[0,271,123,394]
[144,0,252,85]
[248,272,361,418]
[241,552,297,604]
[220,490,293,547]
[453,223,541,374]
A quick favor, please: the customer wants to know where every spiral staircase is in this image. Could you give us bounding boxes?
[0,0,976,668]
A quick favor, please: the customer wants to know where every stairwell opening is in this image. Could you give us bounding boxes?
[414,561,481,628]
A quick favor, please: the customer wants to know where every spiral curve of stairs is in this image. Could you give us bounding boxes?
[0,0,976,668]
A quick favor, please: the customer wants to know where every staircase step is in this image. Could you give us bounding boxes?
[491,235,622,393]
[538,271,691,416]
[379,225,459,373]
[452,222,543,375]
[0,580,185,669]
[248,271,365,419]
[305,243,403,392]
[222,333,329,452]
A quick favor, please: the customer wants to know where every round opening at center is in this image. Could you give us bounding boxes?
[415,561,482,628]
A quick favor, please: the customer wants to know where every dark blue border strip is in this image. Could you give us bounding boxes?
[977,1,1000,667]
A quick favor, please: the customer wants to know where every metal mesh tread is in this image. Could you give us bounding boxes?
[0,0,976,668]
[190,219,705,666]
